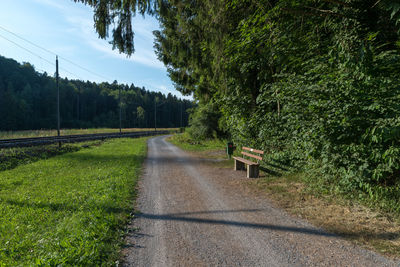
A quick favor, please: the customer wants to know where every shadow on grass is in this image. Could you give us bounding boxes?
[260,166,282,177]
[61,152,145,163]
[0,145,80,172]
[61,149,207,167]
[269,158,296,169]
[259,158,299,177]
[3,198,131,214]
[4,199,399,244]
[263,162,290,172]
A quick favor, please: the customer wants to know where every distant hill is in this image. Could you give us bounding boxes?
[0,55,192,130]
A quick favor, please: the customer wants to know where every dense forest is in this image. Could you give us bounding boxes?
[76,0,400,210]
[0,55,192,130]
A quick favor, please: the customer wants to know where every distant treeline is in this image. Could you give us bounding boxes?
[0,55,193,130]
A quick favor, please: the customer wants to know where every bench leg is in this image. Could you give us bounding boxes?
[234,160,245,171]
[247,165,259,178]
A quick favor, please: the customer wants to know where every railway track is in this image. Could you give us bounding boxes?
[0,130,171,149]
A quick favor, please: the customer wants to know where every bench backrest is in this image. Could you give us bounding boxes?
[241,146,264,162]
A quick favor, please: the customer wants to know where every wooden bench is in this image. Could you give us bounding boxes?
[233,147,264,178]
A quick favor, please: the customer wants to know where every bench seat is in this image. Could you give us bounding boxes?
[233,146,264,178]
[233,156,259,166]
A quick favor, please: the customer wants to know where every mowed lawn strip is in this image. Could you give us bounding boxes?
[0,138,146,265]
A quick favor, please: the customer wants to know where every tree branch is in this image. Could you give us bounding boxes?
[282,7,345,18]
[305,6,345,17]
[321,0,350,7]
[371,0,382,8]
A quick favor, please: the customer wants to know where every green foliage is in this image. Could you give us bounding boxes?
[169,132,225,152]
[77,0,400,211]
[0,138,147,265]
[187,101,226,140]
[149,0,400,207]
[0,55,193,131]
[72,0,156,55]
[136,106,146,125]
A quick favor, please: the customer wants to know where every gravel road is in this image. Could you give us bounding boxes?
[121,136,399,266]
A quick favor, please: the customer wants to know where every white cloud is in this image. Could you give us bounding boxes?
[139,81,192,100]
[17,0,184,97]
[159,85,175,95]
[132,16,159,41]
[85,37,164,69]
[64,14,165,70]
[52,45,76,55]
[32,0,66,10]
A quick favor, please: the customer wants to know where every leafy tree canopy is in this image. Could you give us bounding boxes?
[73,0,156,55]
[77,0,400,209]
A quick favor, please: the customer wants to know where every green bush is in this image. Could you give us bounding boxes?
[187,102,225,140]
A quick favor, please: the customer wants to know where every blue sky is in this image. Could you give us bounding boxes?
[0,0,190,99]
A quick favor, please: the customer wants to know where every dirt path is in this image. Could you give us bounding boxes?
[121,136,399,266]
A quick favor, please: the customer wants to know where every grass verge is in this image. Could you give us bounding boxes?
[0,141,102,172]
[0,138,147,265]
[0,128,177,139]
[168,132,226,152]
[249,174,400,258]
[169,134,400,259]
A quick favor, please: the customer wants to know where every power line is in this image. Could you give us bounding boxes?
[0,25,111,81]
[0,33,55,67]
[0,25,56,56]
[59,66,83,80]
[0,32,83,80]
[59,55,110,81]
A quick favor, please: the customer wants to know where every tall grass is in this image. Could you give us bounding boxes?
[0,138,147,265]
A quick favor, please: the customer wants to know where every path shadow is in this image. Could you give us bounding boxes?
[136,211,336,237]
[135,209,400,242]
[151,208,265,217]
[146,155,212,166]
[122,232,153,249]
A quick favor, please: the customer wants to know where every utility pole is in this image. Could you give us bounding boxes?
[154,98,167,132]
[180,101,183,128]
[56,56,60,147]
[154,99,157,132]
[77,85,80,121]
[119,87,122,134]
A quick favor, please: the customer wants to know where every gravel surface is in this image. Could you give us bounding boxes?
[121,136,400,266]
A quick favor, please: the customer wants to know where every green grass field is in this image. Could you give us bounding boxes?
[0,138,147,265]
[0,128,177,140]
